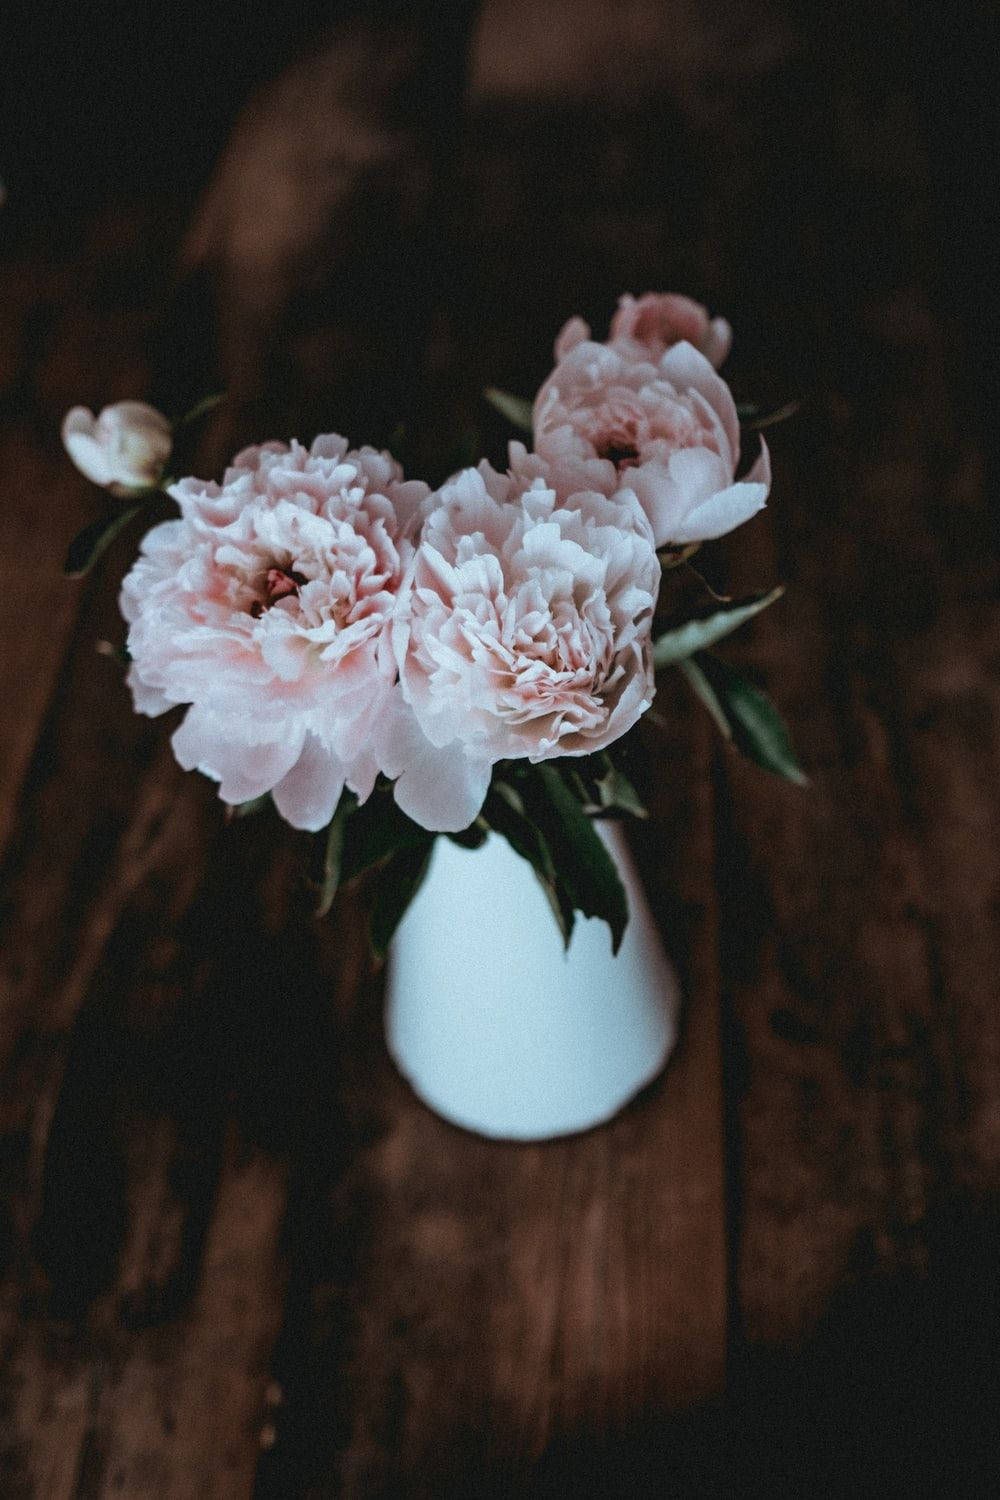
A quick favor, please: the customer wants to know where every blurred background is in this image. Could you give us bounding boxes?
[1,2,998,1495]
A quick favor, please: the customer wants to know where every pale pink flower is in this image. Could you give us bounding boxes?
[609,292,732,368]
[534,338,770,549]
[553,292,731,369]
[120,435,429,830]
[62,401,172,493]
[378,460,659,832]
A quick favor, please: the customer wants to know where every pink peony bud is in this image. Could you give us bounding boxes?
[609,292,732,369]
[62,401,172,494]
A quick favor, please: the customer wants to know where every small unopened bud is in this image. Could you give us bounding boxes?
[62,400,172,494]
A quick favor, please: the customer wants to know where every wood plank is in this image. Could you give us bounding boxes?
[0,216,301,1491]
[0,212,166,860]
[693,22,1000,1478]
[0,564,293,1494]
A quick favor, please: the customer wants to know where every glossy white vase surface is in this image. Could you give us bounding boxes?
[385,821,678,1140]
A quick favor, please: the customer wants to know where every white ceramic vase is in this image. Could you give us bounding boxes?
[385,821,679,1140]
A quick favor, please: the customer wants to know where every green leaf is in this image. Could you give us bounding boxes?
[315,791,358,918]
[233,793,271,820]
[558,754,648,819]
[678,657,732,740]
[483,387,533,433]
[369,837,435,958]
[522,765,629,953]
[446,819,489,850]
[64,502,149,577]
[658,542,701,571]
[484,780,575,946]
[339,789,431,885]
[653,587,784,668]
[736,399,799,432]
[690,652,808,785]
[593,764,648,819]
[176,392,226,428]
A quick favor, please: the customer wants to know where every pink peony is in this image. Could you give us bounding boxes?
[62,400,172,494]
[554,292,731,369]
[120,435,429,830]
[533,337,770,549]
[378,459,660,832]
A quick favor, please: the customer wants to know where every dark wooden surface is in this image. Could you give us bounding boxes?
[2,4,999,1494]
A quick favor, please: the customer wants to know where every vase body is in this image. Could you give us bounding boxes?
[385,821,678,1140]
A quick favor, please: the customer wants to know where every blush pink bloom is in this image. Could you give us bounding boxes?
[377,460,660,832]
[611,292,731,368]
[120,435,429,830]
[533,337,770,549]
[554,292,731,370]
[62,400,172,494]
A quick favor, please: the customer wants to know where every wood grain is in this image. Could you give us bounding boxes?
[1,2,999,1493]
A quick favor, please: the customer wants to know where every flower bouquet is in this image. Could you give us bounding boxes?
[64,292,802,1139]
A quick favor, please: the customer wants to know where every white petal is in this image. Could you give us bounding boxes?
[658,341,740,461]
[702,317,733,368]
[271,735,346,831]
[373,698,491,832]
[743,434,772,488]
[62,408,113,486]
[669,436,770,544]
[393,741,492,833]
[670,481,768,544]
[554,315,591,362]
[171,707,304,805]
[345,751,379,804]
[126,665,173,717]
[627,448,729,547]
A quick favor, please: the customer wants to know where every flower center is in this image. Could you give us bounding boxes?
[598,441,641,468]
[250,566,307,618]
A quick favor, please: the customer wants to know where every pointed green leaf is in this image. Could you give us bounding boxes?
[653,587,784,668]
[736,399,800,431]
[694,652,808,785]
[523,765,629,953]
[658,542,701,571]
[64,502,148,577]
[594,765,648,819]
[678,657,732,740]
[315,791,358,918]
[176,392,226,428]
[369,837,435,958]
[484,781,575,946]
[483,387,533,433]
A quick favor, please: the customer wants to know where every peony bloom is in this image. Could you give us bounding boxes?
[553,292,731,370]
[120,435,429,830]
[62,401,172,494]
[378,459,660,832]
[533,337,770,550]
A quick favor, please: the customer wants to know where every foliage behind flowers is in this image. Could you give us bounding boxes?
[64,293,804,955]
